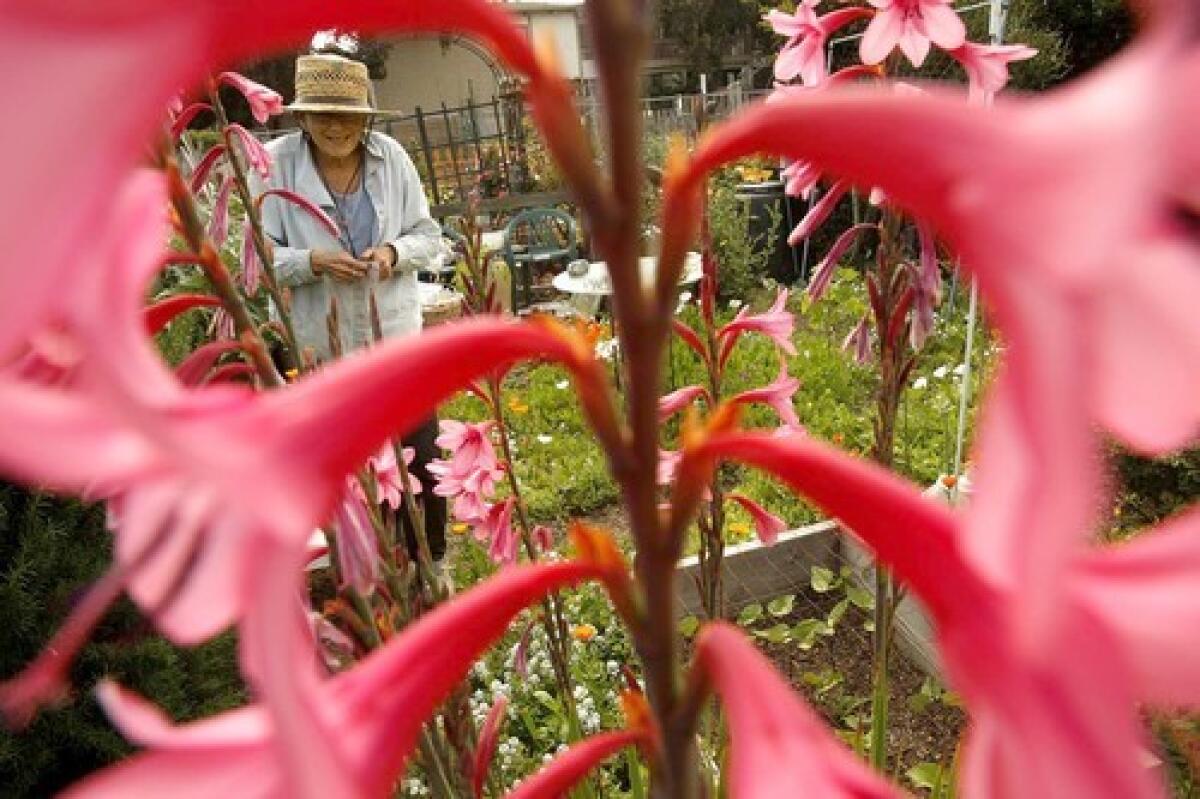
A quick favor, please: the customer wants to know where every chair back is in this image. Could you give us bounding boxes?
[501,207,579,308]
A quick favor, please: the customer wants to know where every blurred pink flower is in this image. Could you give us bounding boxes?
[506,729,649,799]
[478,498,518,565]
[62,562,605,799]
[369,444,420,510]
[218,72,283,124]
[860,0,966,68]
[841,317,873,365]
[696,622,897,797]
[471,695,508,799]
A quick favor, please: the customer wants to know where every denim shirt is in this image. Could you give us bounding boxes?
[258,131,446,362]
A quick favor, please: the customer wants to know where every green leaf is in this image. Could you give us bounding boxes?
[810,565,836,593]
[767,594,795,617]
[825,598,849,631]
[678,615,700,638]
[752,623,792,644]
[906,762,949,791]
[737,603,764,626]
[801,668,844,696]
[845,581,875,611]
[791,619,825,650]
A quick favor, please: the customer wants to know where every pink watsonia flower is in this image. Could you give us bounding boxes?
[949,42,1038,105]
[725,493,789,545]
[657,384,710,421]
[218,71,284,124]
[143,294,222,336]
[227,123,272,180]
[435,419,499,476]
[696,622,898,796]
[471,695,508,799]
[531,524,555,555]
[842,316,873,365]
[669,1,1200,453]
[169,101,212,140]
[809,223,877,302]
[716,288,795,365]
[61,562,607,799]
[208,175,235,245]
[730,360,801,430]
[370,444,420,510]
[210,307,237,342]
[477,498,518,565]
[860,0,967,68]
[693,410,1200,798]
[331,478,382,596]
[788,178,850,245]
[174,340,242,386]
[241,230,263,295]
[429,457,503,523]
[506,729,651,799]
[767,3,874,86]
[188,144,227,193]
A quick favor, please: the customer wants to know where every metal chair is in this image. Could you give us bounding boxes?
[501,207,578,310]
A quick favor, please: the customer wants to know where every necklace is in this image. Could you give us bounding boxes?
[314,147,365,257]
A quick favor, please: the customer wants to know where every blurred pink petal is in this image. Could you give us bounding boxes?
[787,178,849,245]
[331,479,381,595]
[949,42,1038,105]
[841,317,873,365]
[174,340,242,386]
[696,622,898,797]
[241,231,263,295]
[143,294,221,335]
[189,144,227,193]
[478,498,518,564]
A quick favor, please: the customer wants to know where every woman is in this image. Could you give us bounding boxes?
[260,52,449,583]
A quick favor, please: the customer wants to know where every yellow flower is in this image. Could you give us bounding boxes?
[451,522,470,535]
[284,368,299,381]
[728,522,751,537]
[507,396,530,414]
[571,623,598,642]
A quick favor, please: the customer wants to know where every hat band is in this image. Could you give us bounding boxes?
[294,94,373,108]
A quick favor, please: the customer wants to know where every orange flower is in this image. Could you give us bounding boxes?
[571,623,598,642]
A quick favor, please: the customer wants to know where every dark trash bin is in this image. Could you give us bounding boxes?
[735,180,802,285]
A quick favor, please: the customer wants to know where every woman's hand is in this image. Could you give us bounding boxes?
[361,245,398,280]
[310,249,370,282]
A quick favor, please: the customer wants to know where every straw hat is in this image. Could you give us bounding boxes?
[284,53,398,117]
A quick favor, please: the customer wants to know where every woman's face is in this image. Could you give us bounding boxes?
[304,112,369,160]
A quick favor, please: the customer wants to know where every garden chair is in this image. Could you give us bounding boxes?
[501,207,579,310]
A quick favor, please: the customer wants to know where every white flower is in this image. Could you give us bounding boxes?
[728,298,743,310]
[932,365,949,379]
[536,434,553,444]
[606,660,620,676]
[912,377,928,390]
[953,363,968,377]
[555,379,570,390]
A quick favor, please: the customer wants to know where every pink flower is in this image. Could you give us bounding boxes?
[61,562,606,799]
[471,695,508,799]
[506,729,650,799]
[331,478,381,595]
[657,384,710,421]
[208,175,235,245]
[787,178,850,244]
[767,4,874,86]
[695,623,897,796]
[949,42,1038,105]
[694,418,1200,798]
[531,524,555,555]
[730,360,801,430]
[241,231,263,295]
[860,0,966,68]
[841,316,873,365]
[672,6,1200,452]
[725,493,789,545]
[370,444,420,510]
[477,498,518,565]
[218,71,283,124]
[435,419,499,475]
[227,123,273,180]
[809,223,876,302]
[716,289,795,364]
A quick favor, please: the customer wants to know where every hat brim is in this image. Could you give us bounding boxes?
[284,102,402,118]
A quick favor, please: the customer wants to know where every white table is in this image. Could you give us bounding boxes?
[552,252,703,297]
